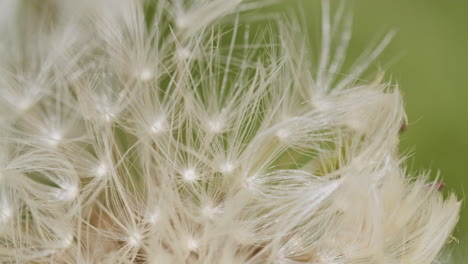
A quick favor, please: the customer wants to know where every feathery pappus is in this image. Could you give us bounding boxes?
[0,0,460,263]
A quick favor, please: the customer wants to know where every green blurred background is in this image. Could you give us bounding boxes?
[299,0,468,255]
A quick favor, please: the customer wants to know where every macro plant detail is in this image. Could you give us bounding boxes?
[0,0,460,263]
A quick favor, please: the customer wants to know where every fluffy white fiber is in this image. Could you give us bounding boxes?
[0,0,460,263]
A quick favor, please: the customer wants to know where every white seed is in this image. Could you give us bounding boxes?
[219,162,234,174]
[186,238,199,251]
[139,68,153,81]
[95,163,107,178]
[127,232,142,247]
[44,130,63,147]
[56,184,78,201]
[150,118,167,134]
[182,169,198,182]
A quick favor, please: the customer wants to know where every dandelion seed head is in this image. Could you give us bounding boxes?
[96,103,116,122]
[56,231,74,249]
[202,204,223,219]
[177,48,192,60]
[138,68,153,81]
[275,128,290,141]
[207,118,224,134]
[102,112,115,122]
[95,163,107,178]
[150,117,167,134]
[182,168,198,182]
[219,161,235,174]
[0,202,12,223]
[127,231,142,247]
[17,97,33,111]
[55,184,78,201]
[186,237,199,252]
[310,94,332,112]
[244,175,259,192]
[176,14,189,29]
[0,0,459,263]
[147,207,160,224]
[43,130,63,147]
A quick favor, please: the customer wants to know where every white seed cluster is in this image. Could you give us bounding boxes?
[0,0,459,263]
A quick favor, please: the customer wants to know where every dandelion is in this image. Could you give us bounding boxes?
[0,0,460,263]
